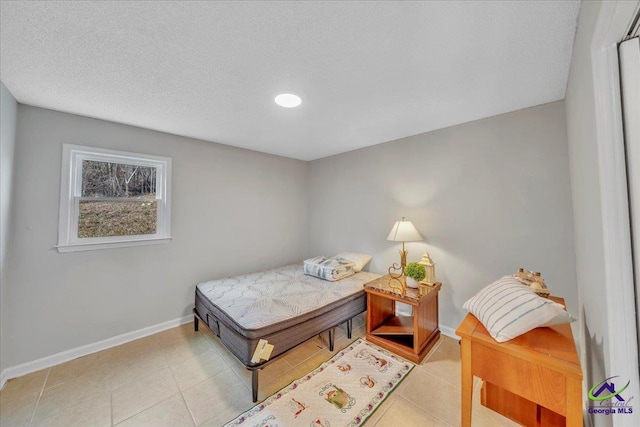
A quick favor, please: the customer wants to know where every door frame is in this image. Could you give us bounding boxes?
[591,1,640,424]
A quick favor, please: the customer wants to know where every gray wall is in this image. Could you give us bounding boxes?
[308,101,577,335]
[3,105,309,368]
[3,98,578,372]
[565,2,616,426]
[1,82,18,374]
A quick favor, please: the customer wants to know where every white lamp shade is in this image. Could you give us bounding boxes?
[387,219,423,242]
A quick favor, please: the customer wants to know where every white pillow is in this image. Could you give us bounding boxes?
[334,252,372,272]
[462,276,575,342]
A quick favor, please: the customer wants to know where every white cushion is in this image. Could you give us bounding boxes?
[303,256,355,281]
[462,276,575,342]
[334,252,372,272]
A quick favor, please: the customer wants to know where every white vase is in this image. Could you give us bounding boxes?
[406,277,419,288]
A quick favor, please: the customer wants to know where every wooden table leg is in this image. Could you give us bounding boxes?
[460,338,473,427]
[566,376,582,427]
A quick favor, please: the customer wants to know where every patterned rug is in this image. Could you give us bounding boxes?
[224,338,414,427]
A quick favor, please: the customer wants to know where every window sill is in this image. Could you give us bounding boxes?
[56,237,172,253]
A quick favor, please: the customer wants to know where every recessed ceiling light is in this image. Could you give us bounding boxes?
[275,93,302,108]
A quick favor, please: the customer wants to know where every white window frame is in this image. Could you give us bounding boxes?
[57,144,172,253]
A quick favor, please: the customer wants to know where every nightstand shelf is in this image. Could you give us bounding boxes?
[370,315,413,335]
[364,275,441,363]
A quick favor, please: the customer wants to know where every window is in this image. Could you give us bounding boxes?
[57,144,171,252]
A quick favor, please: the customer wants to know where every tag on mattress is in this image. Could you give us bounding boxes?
[251,339,275,363]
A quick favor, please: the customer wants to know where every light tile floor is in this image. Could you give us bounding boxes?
[0,315,519,426]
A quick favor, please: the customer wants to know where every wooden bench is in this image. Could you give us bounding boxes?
[456,297,582,426]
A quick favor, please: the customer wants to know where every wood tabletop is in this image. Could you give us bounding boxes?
[456,297,581,379]
[364,275,441,303]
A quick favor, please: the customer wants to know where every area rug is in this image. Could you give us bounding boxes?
[224,338,414,427]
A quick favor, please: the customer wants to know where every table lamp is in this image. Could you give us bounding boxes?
[387,217,423,293]
[387,217,423,270]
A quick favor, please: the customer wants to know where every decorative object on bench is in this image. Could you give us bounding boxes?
[513,267,550,297]
[222,339,414,427]
[404,262,425,288]
[462,275,575,343]
[386,217,423,294]
[194,262,380,402]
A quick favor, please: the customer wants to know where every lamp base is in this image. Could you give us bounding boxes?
[388,263,406,294]
[399,249,408,270]
[387,249,411,294]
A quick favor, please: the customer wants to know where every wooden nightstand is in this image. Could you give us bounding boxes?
[364,275,441,363]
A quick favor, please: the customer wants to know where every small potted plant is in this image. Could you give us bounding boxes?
[404,262,426,288]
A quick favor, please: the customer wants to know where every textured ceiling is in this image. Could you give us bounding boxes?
[0,1,580,161]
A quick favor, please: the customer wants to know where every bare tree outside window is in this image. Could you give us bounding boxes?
[57,144,171,252]
[78,160,158,238]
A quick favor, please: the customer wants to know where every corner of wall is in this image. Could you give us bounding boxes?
[0,81,18,378]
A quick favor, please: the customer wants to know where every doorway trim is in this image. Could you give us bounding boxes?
[591,1,640,424]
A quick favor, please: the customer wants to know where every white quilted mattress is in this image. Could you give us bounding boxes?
[196,263,380,330]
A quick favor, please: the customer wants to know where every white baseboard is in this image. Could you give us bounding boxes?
[0,315,192,390]
[439,324,460,340]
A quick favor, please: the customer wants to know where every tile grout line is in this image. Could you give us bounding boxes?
[395,395,454,427]
[370,336,448,424]
[368,396,395,426]
[114,392,184,426]
[108,356,115,427]
[111,335,177,425]
[166,352,198,427]
[417,352,460,387]
[112,348,180,426]
[110,385,114,427]
[394,339,462,426]
[419,360,461,389]
[27,367,50,427]
[177,388,198,427]
[229,364,254,395]
[183,326,219,426]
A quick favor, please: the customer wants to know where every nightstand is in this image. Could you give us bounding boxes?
[364,275,441,363]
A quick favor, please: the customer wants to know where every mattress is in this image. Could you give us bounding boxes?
[195,263,380,367]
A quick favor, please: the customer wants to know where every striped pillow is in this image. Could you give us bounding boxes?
[463,276,575,342]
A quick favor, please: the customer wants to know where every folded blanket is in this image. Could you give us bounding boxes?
[303,256,355,281]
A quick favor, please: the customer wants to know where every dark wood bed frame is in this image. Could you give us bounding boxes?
[193,305,359,402]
